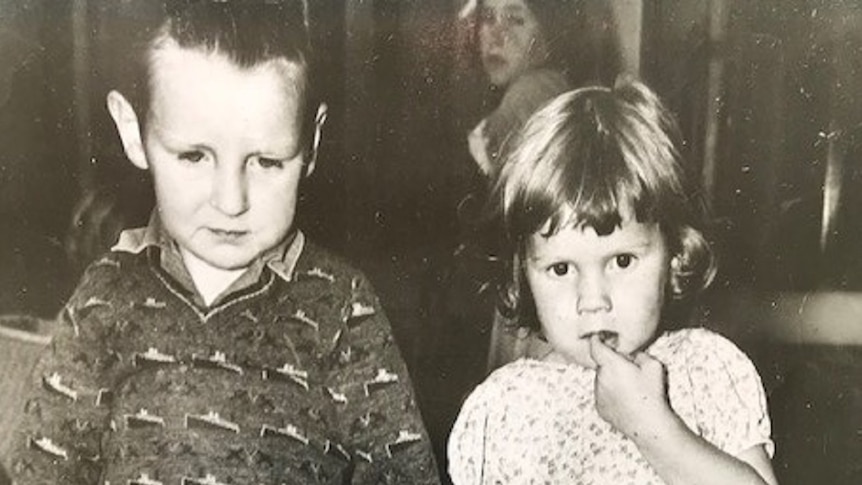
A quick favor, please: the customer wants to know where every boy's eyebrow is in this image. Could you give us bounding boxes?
[253,143,304,160]
[149,120,303,158]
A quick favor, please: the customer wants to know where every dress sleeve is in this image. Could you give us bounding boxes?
[6,261,118,484]
[447,382,493,485]
[681,330,774,458]
[324,272,440,484]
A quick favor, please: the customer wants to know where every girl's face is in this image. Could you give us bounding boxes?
[524,213,671,368]
[478,0,549,88]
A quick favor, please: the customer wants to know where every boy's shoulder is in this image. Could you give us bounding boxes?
[73,250,147,290]
[293,238,370,285]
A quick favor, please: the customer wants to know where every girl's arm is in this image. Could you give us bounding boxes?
[589,336,778,485]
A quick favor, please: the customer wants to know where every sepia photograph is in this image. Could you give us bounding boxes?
[0,0,861,483]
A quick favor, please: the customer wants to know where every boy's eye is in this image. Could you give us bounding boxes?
[549,262,570,277]
[256,157,285,169]
[178,151,205,163]
[612,254,635,270]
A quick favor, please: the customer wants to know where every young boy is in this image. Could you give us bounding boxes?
[7,2,439,484]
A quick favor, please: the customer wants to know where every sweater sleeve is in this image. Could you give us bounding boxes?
[324,272,441,484]
[6,259,121,484]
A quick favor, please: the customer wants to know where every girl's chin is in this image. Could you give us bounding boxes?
[485,68,513,88]
[543,350,595,369]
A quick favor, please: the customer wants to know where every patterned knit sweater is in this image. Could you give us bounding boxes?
[7,241,440,484]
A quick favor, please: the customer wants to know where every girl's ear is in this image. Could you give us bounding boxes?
[106,90,148,170]
[668,254,683,297]
[303,103,328,177]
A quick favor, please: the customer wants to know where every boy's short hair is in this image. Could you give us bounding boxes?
[115,0,318,148]
[492,80,716,329]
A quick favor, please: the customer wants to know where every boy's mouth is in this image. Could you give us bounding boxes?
[209,228,248,239]
[584,330,620,350]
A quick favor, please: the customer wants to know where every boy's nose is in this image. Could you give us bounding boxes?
[576,272,611,314]
[210,166,249,216]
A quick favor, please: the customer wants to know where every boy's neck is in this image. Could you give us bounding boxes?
[179,247,247,306]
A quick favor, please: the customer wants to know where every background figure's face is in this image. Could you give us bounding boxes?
[479,0,548,88]
[524,215,671,368]
[144,44,308,272]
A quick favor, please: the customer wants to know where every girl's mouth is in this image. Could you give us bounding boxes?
[483,54,506,69]
[585,330,620,350]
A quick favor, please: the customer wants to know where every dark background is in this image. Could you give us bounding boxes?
[2,1,862,483]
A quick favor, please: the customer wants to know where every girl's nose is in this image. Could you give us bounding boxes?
[485,16,506,47]
[210,164,248,216]
[576,271,612,314]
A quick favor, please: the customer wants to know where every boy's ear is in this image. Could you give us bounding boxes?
[304,103,328,177]
[106,90,148,170]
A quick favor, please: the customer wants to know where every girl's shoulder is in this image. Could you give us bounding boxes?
[651,327,751,364]
[501,68,570,107]
[653,330,774,457]
[651,328,764,392]
[489,357,591,381]
[467,358,593,407]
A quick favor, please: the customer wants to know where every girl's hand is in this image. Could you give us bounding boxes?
[467,120,493,175]
[589,335,777,485]
[589,334,677,442]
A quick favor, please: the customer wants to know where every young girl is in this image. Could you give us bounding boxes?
[454,0,618,374]
[462,0,616,175]
[447,81,778,484]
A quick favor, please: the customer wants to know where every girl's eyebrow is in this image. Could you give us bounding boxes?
[614,240,652,251]
[503,5,527,15]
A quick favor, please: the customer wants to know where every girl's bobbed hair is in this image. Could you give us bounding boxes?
[492,80,716,329]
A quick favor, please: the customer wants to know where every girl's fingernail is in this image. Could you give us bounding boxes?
[597,330,619,348]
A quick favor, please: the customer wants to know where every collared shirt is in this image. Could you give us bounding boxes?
[111,212,304,308]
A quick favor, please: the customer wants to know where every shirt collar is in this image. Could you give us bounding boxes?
[111,211,305,284]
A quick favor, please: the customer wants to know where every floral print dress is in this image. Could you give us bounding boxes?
[448,328,773,485]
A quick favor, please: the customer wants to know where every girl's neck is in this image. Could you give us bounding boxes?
[179,248,246,306]
[541,350,572,365]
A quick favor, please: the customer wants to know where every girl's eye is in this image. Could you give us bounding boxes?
[612,254,635,270]
[257,157,285,169]
[178,151,205,163]
[549,262,570,277]
[479,10,495,25]
[504,14,526,27]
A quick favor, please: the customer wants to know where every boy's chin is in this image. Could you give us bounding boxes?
[190,249,259,273]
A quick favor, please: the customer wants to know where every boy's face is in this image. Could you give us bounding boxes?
[117,44,312,272]
[523,213,671,369]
